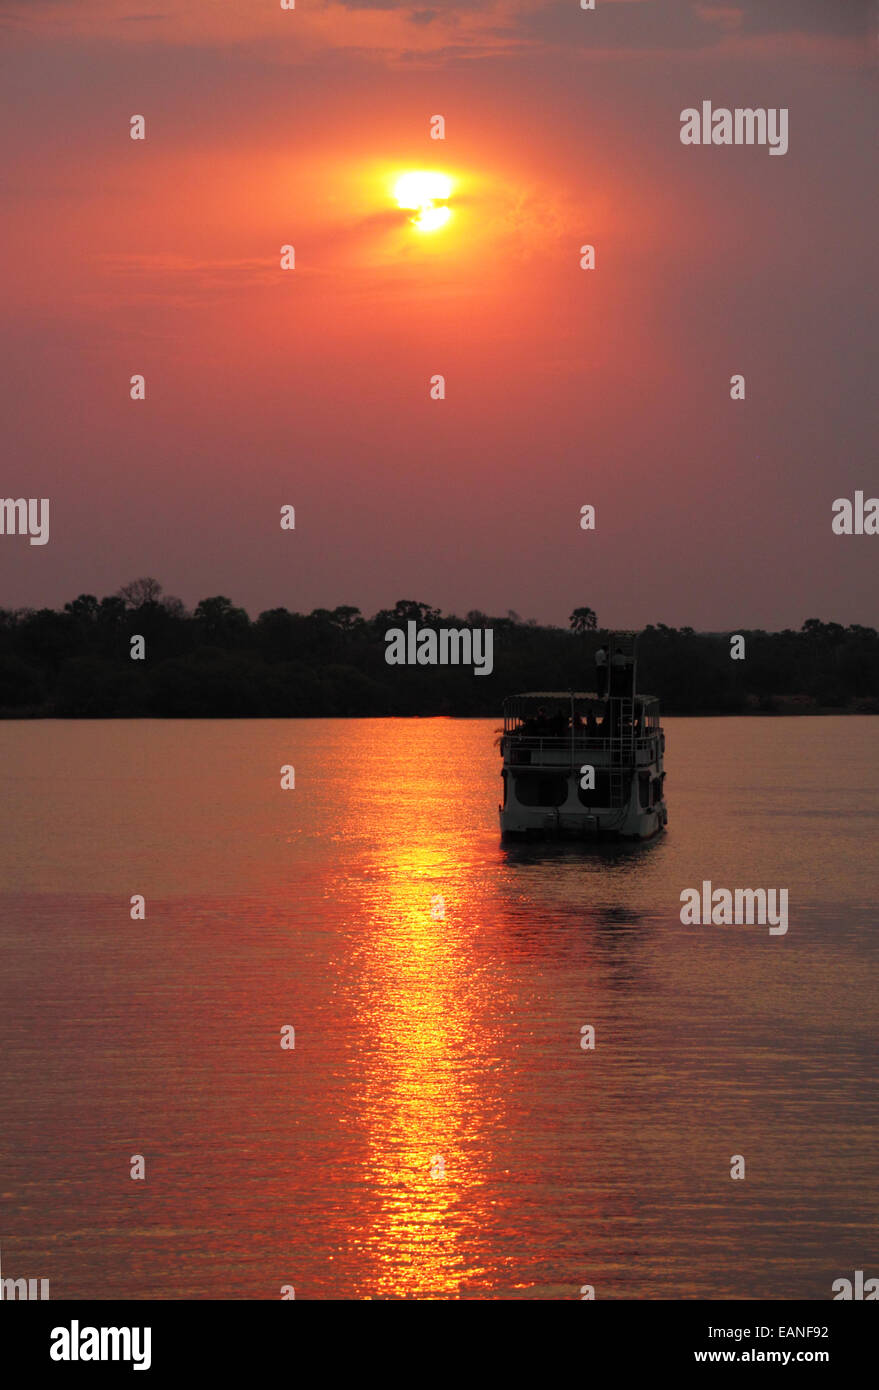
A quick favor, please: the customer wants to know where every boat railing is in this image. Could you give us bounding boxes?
[503,732,660,758]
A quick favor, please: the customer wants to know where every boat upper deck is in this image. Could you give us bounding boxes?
[501,691,663,768]
[503,691,661,726]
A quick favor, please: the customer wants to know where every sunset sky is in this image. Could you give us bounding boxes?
[1,0,875,629]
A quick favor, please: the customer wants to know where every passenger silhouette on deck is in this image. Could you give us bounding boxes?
[610,646,627,697]
[524,707,546,735]
[595,645,608,697]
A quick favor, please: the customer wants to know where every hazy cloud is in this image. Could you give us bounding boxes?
[733,0,874,39]
[521,0,875,51]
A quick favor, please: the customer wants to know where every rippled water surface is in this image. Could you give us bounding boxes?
[1,717,877,1299]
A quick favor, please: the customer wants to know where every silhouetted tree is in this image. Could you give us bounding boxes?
[570,607,598,633]
[194,596,250,646]
[117,577,164,609]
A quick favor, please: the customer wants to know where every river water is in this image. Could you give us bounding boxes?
[1,717,876,1299]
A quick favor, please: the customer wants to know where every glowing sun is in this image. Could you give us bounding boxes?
[393,171,452,232]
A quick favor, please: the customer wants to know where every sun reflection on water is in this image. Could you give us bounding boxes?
[350,838,492,1297]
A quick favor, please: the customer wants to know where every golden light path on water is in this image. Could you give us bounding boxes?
[348,761,497,1298]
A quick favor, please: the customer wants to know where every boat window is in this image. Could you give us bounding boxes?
[513,773,567,807]
[577,771,611,807]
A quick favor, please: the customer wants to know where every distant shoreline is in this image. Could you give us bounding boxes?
[2,593,876,719]
[2,705,876,721]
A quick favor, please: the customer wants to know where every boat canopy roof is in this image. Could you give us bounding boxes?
[504,691,659,710]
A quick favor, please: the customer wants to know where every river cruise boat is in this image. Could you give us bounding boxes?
[499,631,667,840]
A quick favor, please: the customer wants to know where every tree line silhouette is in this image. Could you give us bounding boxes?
[0,580,876,718]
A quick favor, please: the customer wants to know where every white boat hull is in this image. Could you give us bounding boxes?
[500,759,667,841]
[500,799,667,841]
